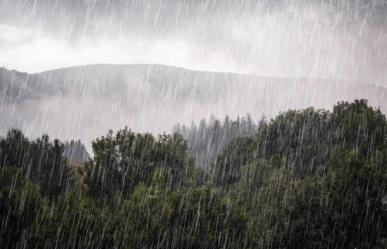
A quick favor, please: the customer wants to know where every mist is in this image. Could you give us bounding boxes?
[0,64,386,152]
[1,0,386,85]
[2,2,387,248]
[0,0,387,145]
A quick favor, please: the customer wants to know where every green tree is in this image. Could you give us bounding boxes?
[0,167,46,249]
[0,129,71,199]
[86,127,194,201]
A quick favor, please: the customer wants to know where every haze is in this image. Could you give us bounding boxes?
[0,0,386,85]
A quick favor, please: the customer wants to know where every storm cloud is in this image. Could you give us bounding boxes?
[0,0,386,85]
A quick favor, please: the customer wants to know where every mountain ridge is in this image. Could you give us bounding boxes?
[32,64,385,86]
[0,64,386,147]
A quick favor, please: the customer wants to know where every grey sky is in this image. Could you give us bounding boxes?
[0,0,386,85]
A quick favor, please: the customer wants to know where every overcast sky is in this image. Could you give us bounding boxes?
[0,0,386,85]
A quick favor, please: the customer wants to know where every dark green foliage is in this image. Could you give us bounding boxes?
[330,100,387,154]
[87,127,195,200]
[0,100,386,249]
[211,136,257,186]
[213,99,387,184]
[320,149,387,248]
[229,159,274,208]
[250,148,387,249]
[255,108,331,173]
[0,167,45,249]
[0,130,71,198]
[109,185,247,249]
[174,114,258,168]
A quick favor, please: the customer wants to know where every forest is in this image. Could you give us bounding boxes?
[1,99,387,249]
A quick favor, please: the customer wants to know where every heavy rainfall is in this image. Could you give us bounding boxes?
[0,0,387,248]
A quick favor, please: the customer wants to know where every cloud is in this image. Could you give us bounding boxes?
[0,28,241,74]
[0,0,386,84]
[0,24,31,44]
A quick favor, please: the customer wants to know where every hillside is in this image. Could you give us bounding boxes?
[1,64,386,145]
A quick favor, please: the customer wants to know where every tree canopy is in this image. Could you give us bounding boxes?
[0,100,386,249]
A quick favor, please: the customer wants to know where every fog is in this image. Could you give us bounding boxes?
[1,2,387,248]
[0,64,386,151]
[0,0,386,148]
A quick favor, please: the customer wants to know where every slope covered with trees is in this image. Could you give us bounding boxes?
[173,114,259,168]
[63,140,89,163]
[0,100,386,249]
[1,65,387,150]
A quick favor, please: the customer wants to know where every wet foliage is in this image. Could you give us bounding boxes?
[63,140,89,163]
[173,114,259,168]
[1,100,387,249]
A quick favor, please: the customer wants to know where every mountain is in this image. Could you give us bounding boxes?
[1,64,386,147]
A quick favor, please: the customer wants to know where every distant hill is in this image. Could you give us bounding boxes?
[1,64,386,147]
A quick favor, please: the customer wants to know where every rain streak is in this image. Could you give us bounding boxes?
[0,1,387,249]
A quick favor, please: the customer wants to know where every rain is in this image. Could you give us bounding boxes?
[0,0,387,248]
